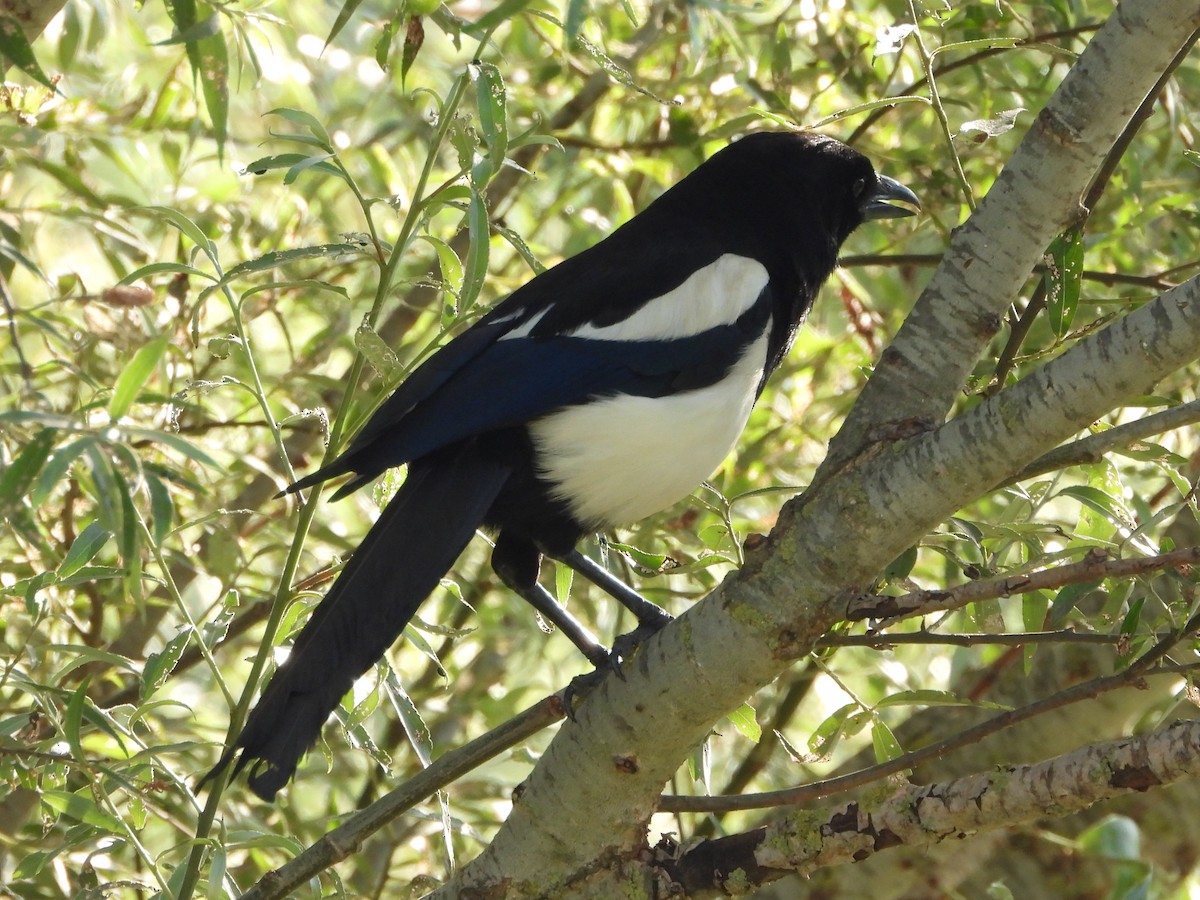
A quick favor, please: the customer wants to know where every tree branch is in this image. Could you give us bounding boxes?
[848,545,1200,623]
[667,719,1200,894]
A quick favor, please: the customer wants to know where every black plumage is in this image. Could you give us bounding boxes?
[207,131,917,800]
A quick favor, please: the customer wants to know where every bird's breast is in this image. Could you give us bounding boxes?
[529,330,771,529]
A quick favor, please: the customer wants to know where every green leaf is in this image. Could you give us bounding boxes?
[13,849,62,880]
[876,689,984,709]
[145,471,175,547]
[468,61,507,181]
[1078,814,1141,861]
[64,676,91,760]
[0,427,56,507]
[155,13,221,44]
[882,545,918,582]
[0,15,59,91]
[421,234,464,298]
[871,718,904,763]
[459,188,490,309]
[219,243,363,285]
[196,31,229,155]
[41,791,123,833]
[147,205,215,256]
[1045,226,1083,338]
[142,629,190,699]
[32,437,93,506]
[572,32,673,105]
[564,0,588,48]
[122,427,224,471]
[554,560,573,605]
[375,16,396,71]
[606,541,678,577]
[1119,596,1145,637]
[266,107,333,146]
[242,153,345,183]
[354,322,402,382]
[808,702,866,759]
[284,153,347,186]
[325,0,367,49]
[1059,484,1133,530]
[464,0,535,35]
[1048,580,1102,627]
[494,224,547,275]
[58,521,113,580]
[119,261,215,285]
[725,703,761,742]
[109,335,169,420]
[383,670,433,767]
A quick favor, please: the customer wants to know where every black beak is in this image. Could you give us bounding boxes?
[861,174,920,220]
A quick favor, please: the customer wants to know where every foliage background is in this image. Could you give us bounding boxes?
[0,0,1197,897]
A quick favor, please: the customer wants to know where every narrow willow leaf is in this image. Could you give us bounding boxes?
[154,13,220,44]
[0,15,59,91]
[0,427,56,506]
[266,107,333,146]
[355,323,402,381]
[459,189,490,309]
[148,205,214,256]
[871,718,904,763]
[58,521,113,580]
[41,790,123,834]
[469,60,507,179]
[1046,226,1083,338]
[119,261,214,285]
[325,0,367,49]
[726,703,761,742]
[421,234,464,296]
[142,629,190,699]
[109,335,169,420]
[219,242,362,284]
[554,560,573,605]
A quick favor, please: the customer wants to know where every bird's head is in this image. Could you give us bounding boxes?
[675,130,918,284]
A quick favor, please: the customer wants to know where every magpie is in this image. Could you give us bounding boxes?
[208,131,918,800]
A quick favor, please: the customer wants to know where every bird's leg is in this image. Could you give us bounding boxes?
[554,548,673,663]
[492,534,611,671]
[557,548,673,627]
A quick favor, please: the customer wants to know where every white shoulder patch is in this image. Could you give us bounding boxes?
[570,254,769,342]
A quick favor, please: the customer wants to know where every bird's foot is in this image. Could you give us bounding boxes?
[610,610,673,667]
[561,667,608,720]
[560,612,673,720]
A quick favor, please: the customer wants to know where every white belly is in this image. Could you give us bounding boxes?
[529,331,770,528]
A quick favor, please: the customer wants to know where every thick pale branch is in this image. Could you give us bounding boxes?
[668,719,1200,894]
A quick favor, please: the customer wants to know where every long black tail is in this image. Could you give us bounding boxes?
[208,443,511,801]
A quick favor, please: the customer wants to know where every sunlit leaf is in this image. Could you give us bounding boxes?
[109,335,169,420]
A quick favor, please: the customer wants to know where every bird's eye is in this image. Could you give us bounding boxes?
[852,176,869,199]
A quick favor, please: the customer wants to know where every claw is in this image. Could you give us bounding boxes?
[562,668,607,720]
[610,612,673,664]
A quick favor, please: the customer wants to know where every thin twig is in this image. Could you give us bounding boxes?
[1004,400,1200,486]
[819,629,1124,649]
[847,546,1199,624]
[840,252,1182,291]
